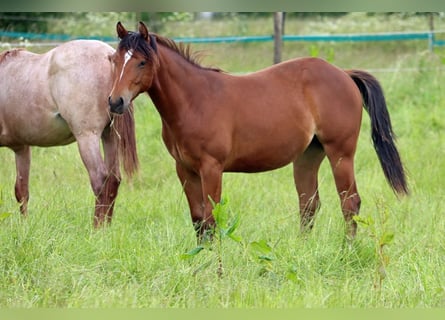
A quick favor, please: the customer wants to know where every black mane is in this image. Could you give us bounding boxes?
[119,31,222,73]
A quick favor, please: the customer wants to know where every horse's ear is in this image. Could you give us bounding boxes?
[138,21,149,41]
[116,21,128,39]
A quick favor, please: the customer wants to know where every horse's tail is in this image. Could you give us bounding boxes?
[346,69,408,196]
[112,103,139,178]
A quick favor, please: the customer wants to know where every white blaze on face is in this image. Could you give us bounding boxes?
[119,50,133,81]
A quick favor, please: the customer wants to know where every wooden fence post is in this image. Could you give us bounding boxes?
[273,12,284,64]
[428,12,434,52]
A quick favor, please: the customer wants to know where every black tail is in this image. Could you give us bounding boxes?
[347,69,408,196]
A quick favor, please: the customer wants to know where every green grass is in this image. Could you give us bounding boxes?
[1,13,445,307]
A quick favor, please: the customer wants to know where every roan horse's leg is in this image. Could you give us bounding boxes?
[14,145,31,215]
[293,140,326,232]
[100,126,122,224]
[76,133,120,227]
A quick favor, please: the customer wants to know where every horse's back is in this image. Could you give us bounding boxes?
[49,40,115,108]
[254,57,364,141]
[216,57,364,171]
[50,40,114,71]
[49,40,114,89]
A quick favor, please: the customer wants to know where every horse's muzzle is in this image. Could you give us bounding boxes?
[108,96,125,114]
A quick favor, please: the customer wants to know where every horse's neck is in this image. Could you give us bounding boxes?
[148,46,215,125]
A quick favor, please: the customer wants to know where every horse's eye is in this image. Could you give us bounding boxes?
[138,60,146,68]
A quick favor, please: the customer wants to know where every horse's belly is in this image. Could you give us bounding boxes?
[225,140,307,173]
[225,158,290,173]
[1,113,75,147]
[28,115,75,147]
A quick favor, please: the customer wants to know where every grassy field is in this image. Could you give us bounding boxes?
[0,13,444,307]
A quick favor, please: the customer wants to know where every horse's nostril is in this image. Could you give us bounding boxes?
[108,96,125,114]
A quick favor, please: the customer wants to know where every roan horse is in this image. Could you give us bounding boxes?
[0,40,138,227]
[109,22,408,240]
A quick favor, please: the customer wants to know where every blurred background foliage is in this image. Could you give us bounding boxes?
[0,12,440,38]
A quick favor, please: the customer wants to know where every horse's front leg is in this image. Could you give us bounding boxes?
[76,134,113,227]
[100,126,122,224]
[176,159,222,242]
[175,162,207,240]
[198,158,224,239]
[13,145,31,215]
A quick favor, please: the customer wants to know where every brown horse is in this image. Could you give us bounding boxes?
[0,40,138,227]
[109,22,408,240]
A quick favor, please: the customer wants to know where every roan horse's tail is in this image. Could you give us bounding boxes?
[346,69,408,196]
[111,103,139,178]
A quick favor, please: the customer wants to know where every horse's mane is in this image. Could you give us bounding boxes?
[119,31,222,73]
[153,34,222,73]
[0,48,24,64]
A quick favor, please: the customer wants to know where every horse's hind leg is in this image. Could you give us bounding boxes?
[324,143,361,239]
[14,146,31,215]
[293,138,326,232]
